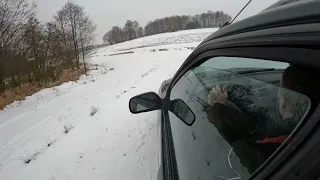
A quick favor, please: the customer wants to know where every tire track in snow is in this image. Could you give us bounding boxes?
[0,116,53,165]
[116,64,160,99]
[0,116,53,151]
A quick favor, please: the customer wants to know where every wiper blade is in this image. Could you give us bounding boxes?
[237,68,275,74]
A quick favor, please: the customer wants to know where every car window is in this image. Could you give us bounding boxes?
[169,57,313,180]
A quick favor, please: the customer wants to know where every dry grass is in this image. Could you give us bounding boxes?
[89,105,99,116]
[0,69,84,110]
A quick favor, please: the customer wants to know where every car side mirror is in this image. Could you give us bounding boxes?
[129,92,195,126]
[170,99,195,126]
[129,92,162,114]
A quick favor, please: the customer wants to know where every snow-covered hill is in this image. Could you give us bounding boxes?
[0,28,217,180]
[99,28,216,52]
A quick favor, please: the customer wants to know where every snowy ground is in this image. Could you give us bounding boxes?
[0,28,217,180]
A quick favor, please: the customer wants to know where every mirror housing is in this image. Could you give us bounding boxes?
[129,92,162,114]
[129,92,195,126]
[170,99,195,126]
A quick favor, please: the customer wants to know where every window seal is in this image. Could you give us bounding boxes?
[169,47,320,89]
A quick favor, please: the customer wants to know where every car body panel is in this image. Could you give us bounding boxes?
[161,48,320,180]
[148,1,320,180]
[201,0,320,44]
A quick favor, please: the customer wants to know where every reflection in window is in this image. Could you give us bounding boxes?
[169,57,312,180]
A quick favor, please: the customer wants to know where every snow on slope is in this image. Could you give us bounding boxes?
[0,28,217,180]
[99,28,216,53]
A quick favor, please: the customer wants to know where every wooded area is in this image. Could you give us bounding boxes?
[0,0,96,108]
[103,11,232,45]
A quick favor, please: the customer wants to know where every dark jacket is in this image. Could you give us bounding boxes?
[204,84,297,174]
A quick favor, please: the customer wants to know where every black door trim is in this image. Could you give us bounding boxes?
[161,107,179,180]
[165,46,320,180]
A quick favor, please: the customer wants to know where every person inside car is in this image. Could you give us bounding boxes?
[204,64,320,174]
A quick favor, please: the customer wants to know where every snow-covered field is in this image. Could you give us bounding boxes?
[0,28,217,180]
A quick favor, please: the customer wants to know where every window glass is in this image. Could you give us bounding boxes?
[169,57,312,180]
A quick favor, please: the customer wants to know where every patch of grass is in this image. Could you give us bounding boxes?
[0,69,85,110]
[20,151,39,164]
[88,64,99,70]
[90,105,99,116]
[186,47,196,50]
[63,124,74,134]
[46,137,54,147]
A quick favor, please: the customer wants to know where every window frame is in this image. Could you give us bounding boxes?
[164,46,320,180]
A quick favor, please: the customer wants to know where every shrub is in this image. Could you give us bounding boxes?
[46,137,54,147]
[0,69,84,110]
[63,124,74,134]
[90,105,99,116]
[20,151,39,164]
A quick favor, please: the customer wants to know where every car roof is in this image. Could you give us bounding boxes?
[201,0,320,44]
[262,0,303,11]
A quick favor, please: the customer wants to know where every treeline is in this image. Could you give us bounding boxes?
[103,20,143,45]
[103,11,231,45]
[0,0,96,94]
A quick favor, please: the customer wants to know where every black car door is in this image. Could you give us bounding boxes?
[162,40,320,179]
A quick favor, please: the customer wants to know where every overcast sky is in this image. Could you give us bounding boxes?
[33,0,278,43]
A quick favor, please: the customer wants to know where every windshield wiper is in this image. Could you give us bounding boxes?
[237,68,275,74]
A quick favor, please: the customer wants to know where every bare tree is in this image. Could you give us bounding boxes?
[62,1,82,69]
[78,13,96,73]
[103,26,124,44]
[52,1,95,72]
[133,20,140,38]
[0,0,95,99]
[0,0,36,92]
[137,27,144,37]
[53,10,74,69]
[123,20,135,41]
[142,11,232,37]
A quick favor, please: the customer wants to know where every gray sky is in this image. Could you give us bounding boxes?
[33,0,278,43]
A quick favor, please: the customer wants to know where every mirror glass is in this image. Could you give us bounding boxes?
[170,99,195,125]
[129,92,162,114]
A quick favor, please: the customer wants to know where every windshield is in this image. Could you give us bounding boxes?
[169,57,311,180]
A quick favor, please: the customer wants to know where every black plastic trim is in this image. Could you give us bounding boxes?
[161,104,179,180]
